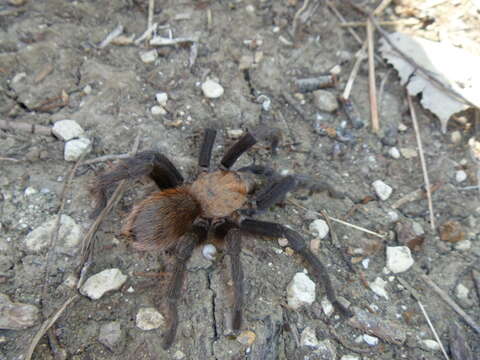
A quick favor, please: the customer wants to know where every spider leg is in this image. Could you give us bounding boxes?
[239,218,353,318]
[163,221,208,349]
[198,128,217,171]
[91,151,183,218]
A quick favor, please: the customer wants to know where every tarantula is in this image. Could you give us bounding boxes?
[91,128,352,349]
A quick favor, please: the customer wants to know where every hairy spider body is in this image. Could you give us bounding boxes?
[92,128,352,349]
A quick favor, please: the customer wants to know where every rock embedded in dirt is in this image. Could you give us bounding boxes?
[455,170,467,183]
[451,130,462,144]
[201,79,224,98]
[400,148,417,159]
[64,137,92,161]
[24,214,82,254]
[388,147,400,159]
[363,334,379,346]
[300,326,319,348]
[52,120,84,141]
[98,321,124,352]
[155,92,168,106]
[386,246,414,273]
[309,219,329,239]
[151,105,167,116]
[236,330,256,346]
[287,272,316,310]
[0,293,39,330]
[312,90,338,112]
[140,49,158,63]
[321,297,334,317]
[136,307,165,331]
[202,244,217,261]
[372,180,393,201]
[369,277,389,299]
[341,356,361,360]
[420,339,440,351]
[80,268,127,300]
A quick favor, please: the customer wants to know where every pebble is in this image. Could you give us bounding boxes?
[398,123,408,132]
[140,49,158,63]
[369,277,389,299]
[201,79,224,98]
[387,210,399,222]
[257,94,271,111]
[0,293,39,330]
[372,180,393,201]
[455,170,467,183]
[173,350,186,359]
[341,356,361,360]
[386,246,414,273]
[412,222,424,236]
[239,55,254,70]
[98,321,123,352]
[237,330,256,346]
[363,334,379,346]
[451,130,462,144]
[64,137,91,161]
[136,307,165,330]
[83,84,92,94]
[421,339,441,351]
[52,120,84,141]
[24,214,82,254]
[24,187,38,196]
[310,238,320,253]
[80,268,127,300]
[202,244,217,261]
[361,258,370,269]
[312,90,338,112]
[309,219,329,239]
[300,326,319,348]
[388,147,401,159]
[277,238,288,247]
[455,284,469,300]
[287,272,316,310]
[454,239,471,250]
[155,92,168,107]
[321,297,334,317]
[151,105,167,116]
[400,148,418,159]
[227,129,244,139]
[381,127,399,146]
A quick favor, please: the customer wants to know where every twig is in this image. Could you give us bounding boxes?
[417,301,451,360]
[0,119,52,136]
[81,153,130,166]
[340,20,402,27]
[287,199,386,239]
[147,0,154,40]
[378,68,393,114]
[392,182,442,209]
[291,0,310,37]
[0,156,20,162]
[149,35,197,46]
[420,274,480,335]
[98,25,124,48]
[407,94,435,230]
[366,19,379,133]
[134,23,158,45]
[342,42,367,99]
[372,0,393,16]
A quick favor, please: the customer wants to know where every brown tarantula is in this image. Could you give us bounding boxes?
[91,128,352,349]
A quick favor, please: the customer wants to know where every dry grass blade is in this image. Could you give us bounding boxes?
[417,301,451,360]
[367,19,379,133]
[0,119,52,136]
[342,42,367,100]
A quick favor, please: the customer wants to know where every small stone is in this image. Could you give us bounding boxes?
[227,129,244,139]
[451,130,462,144]
[312,90,338,112]
[52,120,85,141]
[173,350,186,359]
[421,339,441,351]
[24,214,82,254]
[245,4,255,13]
[388,147,400,159]
[237,330,256,346]
[83,85,92,94]
[63,273,78,289]
[341,356,361,360]
[202,244,217,261]
[412,222,424,236]
[400,148,417,159]
[201,79,224,98]
[455,284,469,300]
[387,210,399,222]
[136,307,165,330]
[140,49,158,63]
[239,55,254,70]
[372,180,393,201]
[151,105,167,116]
[155,92,168,106]
[98,321,123,352]
[24,187,38,196]
[362,258,370,269]
[64,138,91,161]
[363,334,379,346]
[309,219,329,239]
[398,123,408,132]
[11,72,26,83]
[0,293,39,330]
[454,240,471,250]
[80,268,127,300]
[455,170,467,183]
[321,297,334,317]
[369,277,389,299]
[300,326,319,348]
[386,246,414,273]
[278,238,288,247]
[284,247,294,256]
[287,272,316,310]
[310,238,320,253]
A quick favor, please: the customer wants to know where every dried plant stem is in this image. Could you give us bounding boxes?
[407,95,435,230]
[147,0,154,40]
[420,274,480,335]
[342,42,367,100]
[366,20,379,133]
[0,156,20,162]
[292,0,310,36]
[0,119,52,135]
[392,182,442,209]
[417,301,451,360]
[340,20,400,27]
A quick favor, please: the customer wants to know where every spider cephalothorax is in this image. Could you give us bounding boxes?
[91,128,352,349]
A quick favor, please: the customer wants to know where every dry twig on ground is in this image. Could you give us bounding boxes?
[0,119,52,136]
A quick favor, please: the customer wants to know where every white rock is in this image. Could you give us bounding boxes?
[98,321,123,351]
[64,138,91,161]
[387,210,399,222]
[202,244,217,261]
[388,147,400,159]
[287,273,316,310]
[362,258,370,269]
[456,284,469,300]
[400,148,417,159]
[52,120,84,141]
[227,129,244,139]
[321,297,334,317]
[140,49,158,63]
[173,350,186,359]
[454,239,471,250]
[80,268,127,300]
[309,219,329,239]
[386,246,414,273]
[455,170,467,183]
[24,187,38,196]
[312,90,338,112]
[155,92,168,106]
[83,84,92,94]
[201,79,224,98]
[24,215,82,255]
[372,180,393,201]
[421,339,441,351]
[277,238,288,247]
[369,277,389,299]
[363,334,379,346]
[300,326,319,348]
[412,222,424,236]
[136,307,165,330]
[398,123,408,132]
[451,130,462,144]
[12,72,26,84]
[341,356,361,360]
[151,105,167,116]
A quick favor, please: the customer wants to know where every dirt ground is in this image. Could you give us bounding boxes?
[1,1,479,359]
